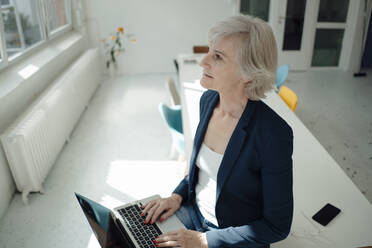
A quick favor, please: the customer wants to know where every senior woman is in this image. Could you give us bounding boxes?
[142,15,293,248]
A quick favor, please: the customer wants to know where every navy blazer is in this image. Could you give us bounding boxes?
[173,90,293,248]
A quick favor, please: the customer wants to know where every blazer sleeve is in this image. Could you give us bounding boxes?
[206,126,294,248]
[173,90,216,203]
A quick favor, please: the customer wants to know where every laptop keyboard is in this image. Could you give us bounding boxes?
[118,204,162,248]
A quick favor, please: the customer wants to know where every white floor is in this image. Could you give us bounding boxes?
[286,69,372,202]
[0,74,186,248]
[0,70,371,248]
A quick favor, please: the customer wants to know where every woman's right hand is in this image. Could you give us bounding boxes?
[141,193,182,224]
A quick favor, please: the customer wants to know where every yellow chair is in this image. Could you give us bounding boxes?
[278,85,298,112]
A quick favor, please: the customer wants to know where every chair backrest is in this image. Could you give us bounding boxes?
[158,103,183,134]
[158,103,184,154]
[165,77,181,105]
[278,85,298,112]
[276,64,289,90]
[193,46,209,54]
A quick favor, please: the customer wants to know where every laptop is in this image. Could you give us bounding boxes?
[75,193,185,248]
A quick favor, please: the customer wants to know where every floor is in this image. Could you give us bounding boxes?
[0,74,186,248]
[286,69,372,202]
[0,70,371,248]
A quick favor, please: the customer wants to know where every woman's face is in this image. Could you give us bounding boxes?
[199,35,247,95]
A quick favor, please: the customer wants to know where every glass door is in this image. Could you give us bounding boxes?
[311,0,350,67]
[274,0,317,70]
[271,0,351,70]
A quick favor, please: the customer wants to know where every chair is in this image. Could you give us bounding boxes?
[165,77,181,105]
[158,103,185,160]
[173,59,179,75]
[193,46,209,54]
[276,64,289,91]
[278,85,298,112]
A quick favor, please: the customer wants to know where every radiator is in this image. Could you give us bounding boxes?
[1,48,102,205]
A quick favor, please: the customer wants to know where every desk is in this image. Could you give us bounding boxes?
[177,54,372,248]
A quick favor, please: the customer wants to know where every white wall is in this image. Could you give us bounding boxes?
[83,0,367,73]
[83,0,237,74]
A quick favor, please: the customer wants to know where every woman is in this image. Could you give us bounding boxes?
[142,15,293,248]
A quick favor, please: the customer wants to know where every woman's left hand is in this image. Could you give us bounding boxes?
[154,229,208,248]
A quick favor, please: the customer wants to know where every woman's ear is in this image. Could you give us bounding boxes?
[239,70,252,87]
[243,79,252,88]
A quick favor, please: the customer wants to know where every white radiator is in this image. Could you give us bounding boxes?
[1,48,102,205]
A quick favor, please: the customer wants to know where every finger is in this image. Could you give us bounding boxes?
[145,202,160,223]
[141,199,154,209]
[160,229,183,237]
[141,200,157,216]
[142,200,157,213]
[155,233,179,243]
[159,207,177,222]
[155,240,179,247]
[151,203,169,224]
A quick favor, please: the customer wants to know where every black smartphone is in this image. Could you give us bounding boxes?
[312,203,341,226]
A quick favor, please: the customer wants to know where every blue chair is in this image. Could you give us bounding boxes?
[276,64,289,91]
[158,103,185,159]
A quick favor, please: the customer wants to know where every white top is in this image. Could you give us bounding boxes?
[195,143,224,227]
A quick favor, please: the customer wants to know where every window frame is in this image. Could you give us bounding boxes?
[0,1,9,70]
[0,0,72,72]
[44,0,72,40]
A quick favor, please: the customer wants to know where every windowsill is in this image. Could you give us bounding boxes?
[0,31,84,100]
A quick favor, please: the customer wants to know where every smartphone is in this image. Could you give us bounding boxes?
[312,203,341,226]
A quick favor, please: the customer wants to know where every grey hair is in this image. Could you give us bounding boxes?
[208,15,278,100]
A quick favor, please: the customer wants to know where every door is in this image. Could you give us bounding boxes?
[273,0,317,70]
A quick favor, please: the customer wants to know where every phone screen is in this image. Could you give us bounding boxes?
[312,203,341,226]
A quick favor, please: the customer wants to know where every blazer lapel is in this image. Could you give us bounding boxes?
[216,100,258,203]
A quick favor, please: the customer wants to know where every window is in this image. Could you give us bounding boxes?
[282,0,306,51]
[1,0,43,59]
[0,0,71,69]
[311,0,350,67]
[311,29,345,67]
[45,0,71,36]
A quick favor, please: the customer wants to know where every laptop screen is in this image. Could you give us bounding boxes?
[75,193,132,248]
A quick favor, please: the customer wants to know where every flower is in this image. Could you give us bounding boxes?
[100,27,135,68]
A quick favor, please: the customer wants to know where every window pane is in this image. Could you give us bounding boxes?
[318,0,349,22]
[240,0,270,22]
[282,0,306,51]
[1,0,43,59]
[46,0,69,32]
[0,0,10,6]
[311,29,345,66]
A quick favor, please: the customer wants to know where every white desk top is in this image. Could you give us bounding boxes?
[177,54,372,248]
